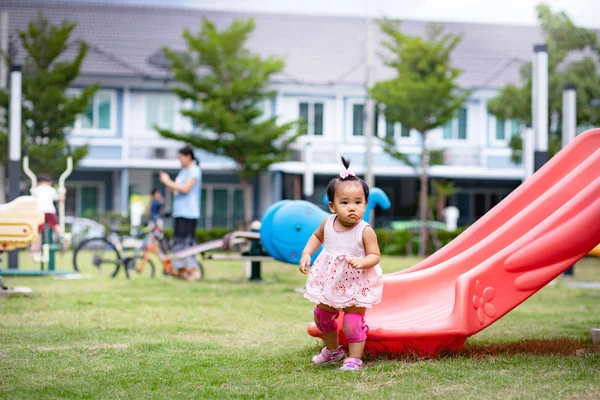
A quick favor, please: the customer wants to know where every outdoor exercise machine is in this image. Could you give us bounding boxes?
[2,63,76,277]
[0,149,76,277]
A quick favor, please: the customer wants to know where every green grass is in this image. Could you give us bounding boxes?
[1,255,600,399]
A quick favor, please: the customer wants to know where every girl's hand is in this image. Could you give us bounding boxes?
[346,257,367,269]
[299,253,311,274]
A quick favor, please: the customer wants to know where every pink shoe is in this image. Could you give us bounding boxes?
[312,346,345,365]
[339,358,363,371]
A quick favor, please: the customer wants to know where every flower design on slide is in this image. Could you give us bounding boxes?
[472,280,497,325]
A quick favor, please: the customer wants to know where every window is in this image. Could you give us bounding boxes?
[495,119,506,140]
[383,120,411,139]
[146,94,175,131]
[65,183,104,216]
[490,117,521,144]
[233,189,244,224]
[72,91,115,133]
[401,124,411,138]
[200,188,207,228]
[510,120,521,137]
[201,185,247,229]
[81,186,100,217]
[352,104,365,136]
[385,120,395,138]
[212,189,229,227]
[443,107,468,140]
[298,102,324,136]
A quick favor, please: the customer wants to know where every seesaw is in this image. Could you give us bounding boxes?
[167,189,391,280]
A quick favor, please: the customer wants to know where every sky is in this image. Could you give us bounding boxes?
[38,0,600,28]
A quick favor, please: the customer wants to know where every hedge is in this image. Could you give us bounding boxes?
[375,227,468,256]
[162,227,233,244]
[162,226,468,256]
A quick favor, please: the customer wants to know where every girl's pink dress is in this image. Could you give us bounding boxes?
[304,215,383,309]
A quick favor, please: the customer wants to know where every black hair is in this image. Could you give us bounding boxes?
[37,173,52,183]
[178,145,199,165]
[151,188,161,196]
[325,156,369,203]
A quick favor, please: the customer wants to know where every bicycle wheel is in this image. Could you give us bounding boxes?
[73,237,122,277]
[124,253,156,280]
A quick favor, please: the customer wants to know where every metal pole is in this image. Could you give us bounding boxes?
[561,83,577,148]
[562,83,577,277]
[7,65,22,269]
[364,1,376,225]
[533,44,548,171]
[0,12,8,204]
[522,125,535,181]
[302,140,314,199]
[58,151,73,235]
[364,2,375,189]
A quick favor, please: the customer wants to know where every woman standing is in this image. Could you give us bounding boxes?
[159,146,202,280]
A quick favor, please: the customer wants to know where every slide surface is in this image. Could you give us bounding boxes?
[308,128,600,357]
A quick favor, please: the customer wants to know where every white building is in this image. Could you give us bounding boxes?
[3,0,544,226]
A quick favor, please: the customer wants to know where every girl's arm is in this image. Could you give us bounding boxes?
[347,226,381,269]
[299,217,327,273]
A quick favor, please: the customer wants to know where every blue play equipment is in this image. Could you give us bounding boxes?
[260,189,391,264]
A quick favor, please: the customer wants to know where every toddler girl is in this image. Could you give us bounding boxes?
[299,157,383,370]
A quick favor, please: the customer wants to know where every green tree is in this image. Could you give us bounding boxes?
[0,13,96,189]
[371,20,469,256]
[487,3,600,163]
[158,18,302,225]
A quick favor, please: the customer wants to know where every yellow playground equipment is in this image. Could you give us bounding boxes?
[0,196,43,297]
[0,197,44,251]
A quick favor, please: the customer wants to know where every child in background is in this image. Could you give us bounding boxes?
[299,157,383,371]
[149,189,164,220]
[31,174,64,252]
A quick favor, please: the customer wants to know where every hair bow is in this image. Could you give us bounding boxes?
[340,169,355,179]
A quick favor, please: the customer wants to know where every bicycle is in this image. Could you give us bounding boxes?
[72,219,204,280]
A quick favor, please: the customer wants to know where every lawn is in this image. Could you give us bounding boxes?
[1,254,599,399]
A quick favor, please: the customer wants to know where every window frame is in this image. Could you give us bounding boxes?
[489,115,521,147]
[298,101,325,137]
[201,184,248,229]
[69,89,118,137]
[65,181,105,216]
[145,93,177,134]
[441,107,468,142]
[375,107,419,144]
[352,103,365,137]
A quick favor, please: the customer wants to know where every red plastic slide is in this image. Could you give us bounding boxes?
[308,128,600,357]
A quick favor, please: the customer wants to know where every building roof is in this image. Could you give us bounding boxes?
[3,0,550,89]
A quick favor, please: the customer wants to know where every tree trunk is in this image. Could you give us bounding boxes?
[428,205,442,252]
[437,192,446,222]
[418,133,429,257]
[241,177,253,230]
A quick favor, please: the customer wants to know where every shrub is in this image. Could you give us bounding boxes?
[159,227,468,256]
[162,227,232,243]
[374,227,468,256]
